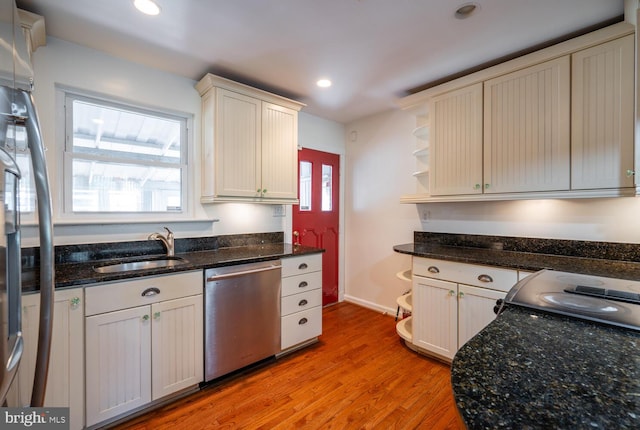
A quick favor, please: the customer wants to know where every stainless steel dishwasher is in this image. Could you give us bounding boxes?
[204,260,281,381]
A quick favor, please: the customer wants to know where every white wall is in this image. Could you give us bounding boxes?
[344,110,421,313]
[22,37,344,247]
[345,108,640,314]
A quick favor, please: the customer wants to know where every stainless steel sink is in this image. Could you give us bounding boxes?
[93,257,188,274]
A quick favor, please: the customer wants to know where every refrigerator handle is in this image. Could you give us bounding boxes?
[21,90,55,407]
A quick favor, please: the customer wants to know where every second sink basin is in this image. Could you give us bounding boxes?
[93,257,188,274]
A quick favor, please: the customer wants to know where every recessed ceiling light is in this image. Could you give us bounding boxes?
[134,0,161,16]
[454,3,479,19]
[317,79,332,88]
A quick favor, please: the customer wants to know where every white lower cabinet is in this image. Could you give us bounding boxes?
[6,289,84,430]
[84,271,203,427]
[410,257,515,361]
[280,254,323,351]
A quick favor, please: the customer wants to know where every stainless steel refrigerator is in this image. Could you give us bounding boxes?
[0,0,54,406]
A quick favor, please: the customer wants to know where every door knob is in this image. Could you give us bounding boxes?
[293,230,300,246]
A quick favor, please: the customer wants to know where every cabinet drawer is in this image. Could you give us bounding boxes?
[281,270,322,297]
[281,289,322,317]
[85,270,203,316]
[413,257,517,293]
[281,254,322,277]
[281,307,322,350]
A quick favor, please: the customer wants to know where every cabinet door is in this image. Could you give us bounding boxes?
[151,295,203,400]
[484,56,570,193]
[429,83,483,195]
[261,102,298,200]
[215,88,262,197]
[412,276,457,360]
[457,284,506,348]
[571,35,634,190]
[85,306,151,427]
[6,290,84,430]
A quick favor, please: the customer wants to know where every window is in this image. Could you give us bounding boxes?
[63,91,189,217]
[299,161,312,211]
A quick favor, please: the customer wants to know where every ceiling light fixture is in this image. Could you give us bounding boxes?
[454,3,479,19]
[134,0,161,16]
[317,79,332,88]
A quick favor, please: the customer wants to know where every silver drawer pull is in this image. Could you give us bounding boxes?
[298,299,308,306]
[427,266,440,274]
[477,274,493,283]
[298,263,308,270]
[141,287,160,297]
[298,317,308,325]
[298,281,308,289]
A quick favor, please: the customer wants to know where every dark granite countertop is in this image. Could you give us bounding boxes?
[22,232,323,292]
[451,306,640,429]
[51,243,322,290]
[393,242,640,281]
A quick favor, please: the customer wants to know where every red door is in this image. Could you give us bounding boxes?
[293,148,340,306]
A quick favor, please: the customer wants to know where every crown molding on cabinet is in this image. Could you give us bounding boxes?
[196,73,305,112]
[18,8,46,54]
[398,22,634,111]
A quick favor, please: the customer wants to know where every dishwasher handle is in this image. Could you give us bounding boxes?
[206,265,280,282]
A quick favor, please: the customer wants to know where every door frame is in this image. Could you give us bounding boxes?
[286,147,345,303]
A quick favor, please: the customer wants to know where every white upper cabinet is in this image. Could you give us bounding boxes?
[261,102,299,200]
[571,34,635,190]
[196,74,304,204]
[429,83,483,196]
[399,22,636,202]
[484,56,571,193]
[214,89,261,198]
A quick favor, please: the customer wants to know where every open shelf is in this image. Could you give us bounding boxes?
[395,269,412,282]
[396,316,412,342]
[396,292,412,312]
[412,125,428,140]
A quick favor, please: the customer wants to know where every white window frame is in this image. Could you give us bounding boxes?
[58,87,193,223]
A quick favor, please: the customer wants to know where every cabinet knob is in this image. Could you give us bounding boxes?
[298,299,308,307]
[154,312,161,319]
[474,184,481,190]
[298,263,308,270]
[459,291,465,298]
[257,188,262,193]
[298,317,308,325]
[448,290,456,297]
[484,183,490,189]
[298,281,308,289]
[142,315,150,322]
[477,274,494,283]
[70,297,81,309]
[427,266,439,274]
[626,169,635,177]
[262,189,267,194]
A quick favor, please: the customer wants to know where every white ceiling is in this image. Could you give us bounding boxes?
[16,0,625,123]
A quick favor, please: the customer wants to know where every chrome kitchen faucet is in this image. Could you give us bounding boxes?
[148,227,175,256]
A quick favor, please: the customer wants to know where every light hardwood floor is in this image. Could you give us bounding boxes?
[115,302,465,430]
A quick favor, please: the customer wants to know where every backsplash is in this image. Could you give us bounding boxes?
[22,232,285,268]
[415,232,640,263]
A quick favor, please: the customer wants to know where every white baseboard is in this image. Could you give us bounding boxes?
[343,295,396,316]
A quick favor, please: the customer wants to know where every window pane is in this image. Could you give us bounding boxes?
[322,164,332,211]
[299,161,312,211]
[72,100,182,164]
[65,94,187,215]
[71,159,182,212]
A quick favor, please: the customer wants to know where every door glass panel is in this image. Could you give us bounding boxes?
[322,164,332,211]
[299,161,312,211]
